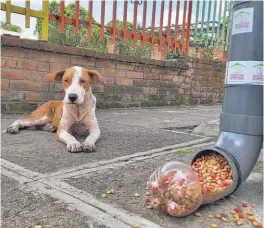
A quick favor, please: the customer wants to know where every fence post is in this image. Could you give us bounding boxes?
[41,0,49,41]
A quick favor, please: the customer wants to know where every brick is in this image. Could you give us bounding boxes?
[127,71,143,79]
[116,78,133,86]
[144,73,160,80]
[185,77,191,83]
[104,85,116,93]
[8,58,19,68]
[1,103,7,113]
[7,90,26,101]
[96,60,116,69]
[144,80,160,87]
[185,69,194,77]
[50,83,63,92]
[1,36,22,47]
[49,92,64,101]
[1,90,8,102]
[117,63,134,70]
[134,65,151,72]
[56,45,84,56]
[179,88,185,95]
[1,57,7,67]
[172,75,185,83]
[180,82,190,89]
[71,56,94,66]
[1,69,25,80]
[133,93,147,101]
[21,39,39,49]
[104,101,124,109]
[95,93,113,102]
[50,54,71,64]
[1,47,26,58]
[193,75,203,81]
[104,77,115,85]
[8,102,38,113]
[37,62,50,72]
[151,67,166,74]
[26,71,46,81]
[92,84,105,93]
[50,63,72,72]
[123,101,141,108]
[26,92,49,101]
[161,75,173,81]
[12,59,49,72]
[147,95,160,102]
[25,50,50,62]
[120,93,132,102]
[39,82,49,92]
[104,69,126,78]
[10,80,39,91]
[143,87,157,94]
[39,41,56,52]
[17,59,37,70]
[1,79,9,89]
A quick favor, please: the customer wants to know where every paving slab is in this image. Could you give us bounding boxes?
[65,146,263,228]
[96,105,221,129]
[1,116,201,174]
[1,175,105,228]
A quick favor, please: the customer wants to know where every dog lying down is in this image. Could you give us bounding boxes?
[5,66,107,153]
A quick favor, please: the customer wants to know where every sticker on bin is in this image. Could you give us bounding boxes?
[232,8,254,35]
[225,61,264,85]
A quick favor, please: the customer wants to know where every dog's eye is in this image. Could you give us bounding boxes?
[80,79,85,84]
[64,80,69,83]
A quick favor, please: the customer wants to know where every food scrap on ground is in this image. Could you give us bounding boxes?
[133,224,141,228]
[101,188,115,198]
[175,148,190,153]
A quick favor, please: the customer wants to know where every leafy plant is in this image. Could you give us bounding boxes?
[0,22,22,32]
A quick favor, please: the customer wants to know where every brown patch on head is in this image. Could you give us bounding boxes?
[75,68,107,92]
[78,67,91,92]
[61,67,75,90]
[45,67,107,93]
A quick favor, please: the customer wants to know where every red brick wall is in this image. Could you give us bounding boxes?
[1,36,226,113]
[213,46,228,61]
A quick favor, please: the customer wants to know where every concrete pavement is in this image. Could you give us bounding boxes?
[1,104,263,228]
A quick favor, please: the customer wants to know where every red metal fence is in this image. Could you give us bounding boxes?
[49,0,193,56]
[1,0,193,56]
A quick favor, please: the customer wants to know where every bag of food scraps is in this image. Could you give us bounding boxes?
[145,154,234,217]
[146,161,203,217]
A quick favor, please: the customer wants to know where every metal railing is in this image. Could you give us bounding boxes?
[1,1,232,56]
[1,0,193,56]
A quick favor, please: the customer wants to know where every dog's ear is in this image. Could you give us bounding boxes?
[44,70,65,83]
[86,69,107,84]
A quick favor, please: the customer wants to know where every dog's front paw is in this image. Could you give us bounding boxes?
[82,141,96,152]
[6,124,20,134]
[67,141,82,153]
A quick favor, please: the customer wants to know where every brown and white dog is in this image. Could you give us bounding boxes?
[6,66,107,153]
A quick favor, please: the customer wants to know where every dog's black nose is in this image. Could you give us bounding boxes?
[68,93,78,103]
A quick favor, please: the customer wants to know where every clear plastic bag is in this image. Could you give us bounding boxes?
[192,153,234,204]
[147,161,203,217]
